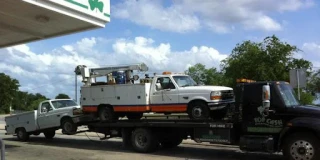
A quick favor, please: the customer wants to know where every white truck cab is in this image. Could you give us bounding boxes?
[5,99,83,141]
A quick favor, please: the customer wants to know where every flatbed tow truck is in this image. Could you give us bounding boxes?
[6,79,320,160]
[73,79,320,160]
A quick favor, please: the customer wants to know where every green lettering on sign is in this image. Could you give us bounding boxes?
[247,127,282,133]
[64,0,110,18]
[89,0,104,13]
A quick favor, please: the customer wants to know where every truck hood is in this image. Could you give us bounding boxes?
[179,85,233,92]
[287,105,320,117]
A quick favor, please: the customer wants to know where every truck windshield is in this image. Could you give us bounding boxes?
[51,100,78,109]
[173,76,197,87]
[277,84,300,107]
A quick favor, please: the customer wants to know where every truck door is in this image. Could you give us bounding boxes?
[150,76,181,112]
[241,83,283,134]
[37,102,54,129]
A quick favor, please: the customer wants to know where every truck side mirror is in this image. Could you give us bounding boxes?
[156,83,162,90]
[262,84,271,116]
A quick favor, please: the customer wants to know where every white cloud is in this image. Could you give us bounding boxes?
[112,0,313,33]
[0,36,227,99]
[302,42,320,68]
[112,0,200,33]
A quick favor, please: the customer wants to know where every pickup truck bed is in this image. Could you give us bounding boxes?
[5,111,38,134]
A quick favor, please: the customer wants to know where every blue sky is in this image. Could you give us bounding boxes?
[1,0,320,100]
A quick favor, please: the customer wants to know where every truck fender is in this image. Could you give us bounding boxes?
[277,117,320,151]
[188,97,208,103]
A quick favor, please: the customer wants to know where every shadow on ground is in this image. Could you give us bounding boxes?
[3,137,283,160]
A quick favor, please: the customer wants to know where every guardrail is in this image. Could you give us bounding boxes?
[0,138,4,160]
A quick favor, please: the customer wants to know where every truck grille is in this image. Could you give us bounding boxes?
[221,90,234,100]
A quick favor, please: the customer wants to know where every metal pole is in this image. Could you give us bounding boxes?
[75,73,77,103]
[297,69,300,101]
[0,138,5,160]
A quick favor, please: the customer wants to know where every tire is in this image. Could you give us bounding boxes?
[283,132,320,160]
[16,128,29,141]
[126,113,143,120]
[187,101,210,120]
[99,106,118,121]
[44,130,55,139]
[131,128,159,153]
[161,137,183,149]
[61,118,77,135]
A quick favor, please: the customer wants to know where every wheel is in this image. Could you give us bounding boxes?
[161,137,183,149]
[187,101,210,120]
[61,118,77,135]
[99,106,118,121]
[126,113,143,120]
[44,130,55,139]
[16,128,29,141]
[283,132,320,160]
[131,128,159,153]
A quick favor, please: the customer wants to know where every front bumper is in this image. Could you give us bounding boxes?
[208,99,235,110]
[72,114,95,124]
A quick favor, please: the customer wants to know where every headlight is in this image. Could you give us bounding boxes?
[210,91,222,100]
[73,108,83,115]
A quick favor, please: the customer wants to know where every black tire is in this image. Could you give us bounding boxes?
[61,118,77,135]
[126,113,143,120]
[44,130,55,139]
[131,128,159,153]
[16,128,29,141]
[99,106,117,121]
[187,101,210,120]
[161,137,183,149]
[283,132,320,160]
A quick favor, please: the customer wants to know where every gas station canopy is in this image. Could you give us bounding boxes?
[0,0,110,48]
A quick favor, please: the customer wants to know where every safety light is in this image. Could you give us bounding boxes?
[162,71,172,75]
[210,91,222,100]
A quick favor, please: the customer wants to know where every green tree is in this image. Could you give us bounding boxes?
[307,69,320,95]
[221,35,313,86]
[0,73,19,113]
[185,63,229,86]
[55,93,70,99]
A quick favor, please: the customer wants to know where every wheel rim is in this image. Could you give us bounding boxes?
[192,106,203,118]
[290,140,314,160]
[18,130,24,138]
[64,122,73,133]
[101,109,110,120]
[135,133,148,148]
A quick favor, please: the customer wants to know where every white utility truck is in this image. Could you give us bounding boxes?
[5,99,82,141]
[75,63,235,121]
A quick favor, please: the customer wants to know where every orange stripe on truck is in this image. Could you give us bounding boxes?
[114,106,149,112]
[82,106,98,112]
[150,104,187,112]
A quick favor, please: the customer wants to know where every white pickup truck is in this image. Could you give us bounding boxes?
[5,99,83,141]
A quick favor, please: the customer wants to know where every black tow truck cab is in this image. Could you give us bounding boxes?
[85,80,320,160]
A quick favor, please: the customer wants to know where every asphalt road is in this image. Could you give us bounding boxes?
[0,131,283,160]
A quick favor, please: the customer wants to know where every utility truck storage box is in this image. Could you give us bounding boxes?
[81,83,151,111]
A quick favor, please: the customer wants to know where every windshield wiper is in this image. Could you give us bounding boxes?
[181,84,190,87]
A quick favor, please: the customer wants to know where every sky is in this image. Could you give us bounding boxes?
[1,0,320,102]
